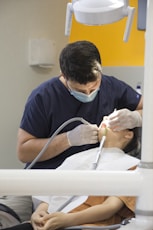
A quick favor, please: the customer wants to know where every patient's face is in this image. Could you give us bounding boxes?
[98,119,128,143]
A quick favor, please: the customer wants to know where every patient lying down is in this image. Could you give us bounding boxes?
[4,125,140,230]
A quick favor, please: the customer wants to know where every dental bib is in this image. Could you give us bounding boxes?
[33,148,140,213]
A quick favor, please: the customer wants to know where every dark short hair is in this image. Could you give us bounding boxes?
[59,40,102,84]
[123,128,140,154]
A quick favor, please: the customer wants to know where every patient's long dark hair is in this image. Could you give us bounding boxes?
[123,127,140,155]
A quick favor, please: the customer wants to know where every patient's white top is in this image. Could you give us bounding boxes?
[33,147,140,213]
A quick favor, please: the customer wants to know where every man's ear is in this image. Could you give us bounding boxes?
[61,74,68,81]
[125,130,134,140]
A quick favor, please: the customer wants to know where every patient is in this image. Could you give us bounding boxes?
[3,124,139,230]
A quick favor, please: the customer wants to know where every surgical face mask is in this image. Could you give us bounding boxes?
[69,87,100,103]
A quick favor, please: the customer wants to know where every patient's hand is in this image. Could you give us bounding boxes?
[36,212,70,230]
[31,209,49,230]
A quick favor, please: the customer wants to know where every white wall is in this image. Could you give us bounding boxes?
[0,0,68,168]
[103,66,144,94]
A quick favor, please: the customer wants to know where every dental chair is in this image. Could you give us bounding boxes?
[65,224,120,230]
[0,204,21,229]
[0,196,33,229]
[126,127,142,159]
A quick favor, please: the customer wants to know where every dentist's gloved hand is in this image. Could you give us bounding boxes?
[107,109,142,131]
[67,124,99,146]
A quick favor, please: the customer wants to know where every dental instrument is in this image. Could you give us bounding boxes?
[92,135,106,170]
[92,123,108,170]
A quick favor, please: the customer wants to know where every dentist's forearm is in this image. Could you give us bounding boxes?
[17,129,70,163]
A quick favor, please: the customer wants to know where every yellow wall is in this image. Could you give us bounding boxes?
[69,0,145,66]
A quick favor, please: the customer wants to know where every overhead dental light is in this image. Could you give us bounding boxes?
[65,0,135,42]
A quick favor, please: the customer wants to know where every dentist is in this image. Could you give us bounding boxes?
[17,40,142,169]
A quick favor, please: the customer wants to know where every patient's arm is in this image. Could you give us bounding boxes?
[36,196,124,230]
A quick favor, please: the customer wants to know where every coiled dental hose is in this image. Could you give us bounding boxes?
[26,117,90,169]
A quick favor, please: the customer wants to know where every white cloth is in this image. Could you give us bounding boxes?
[33,147,140,213]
